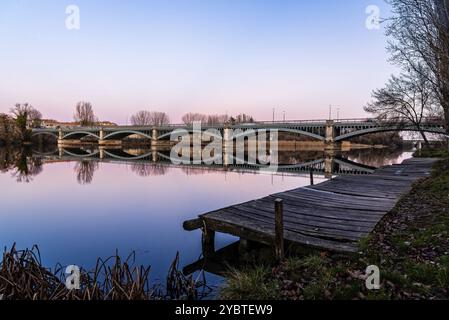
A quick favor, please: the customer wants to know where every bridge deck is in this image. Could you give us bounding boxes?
[185,158,437,253]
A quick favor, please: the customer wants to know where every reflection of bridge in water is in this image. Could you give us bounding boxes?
[33,147,377,177]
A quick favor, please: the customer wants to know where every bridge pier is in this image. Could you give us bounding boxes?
[223,127,232,167]
[151,128,158,146]
[98,129,109,146]
[57,128,64,146]
[324,154,334,179]
[99,147,105,160]
[324,120,341,151]
[151,148,158,162]
[99,128,122,147]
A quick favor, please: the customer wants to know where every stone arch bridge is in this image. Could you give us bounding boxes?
[32,118,446,148]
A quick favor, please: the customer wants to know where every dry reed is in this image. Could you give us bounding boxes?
[0,244,205,300]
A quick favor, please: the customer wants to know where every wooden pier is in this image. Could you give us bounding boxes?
[184,158,437,254]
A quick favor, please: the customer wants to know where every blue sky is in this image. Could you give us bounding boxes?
[0,0,395,123]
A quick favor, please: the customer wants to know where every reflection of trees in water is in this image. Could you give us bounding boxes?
[130,163,168,177]
[180,166,218,176]
[74,161,99,185]
[32,143,58,154]
[0,148,17,172]
[342,148,409,168]
[11,150,43,183]
[278,151,323,165]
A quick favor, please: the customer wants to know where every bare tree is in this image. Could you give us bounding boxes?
[74,102,96,127]
[11,103,42,125]
[182,113,208,125]
[365,68,437,147]
[10,103,42,140]
[74,161,99,185]
[206,114,229,125]
[130,110,152,125]
[236,113,254,123]
[130,110,170,126]
[130,163,168,176]
[386,0,449,133]
[149,111,170,126]
[28,108,42,128]
[229,113,255,124]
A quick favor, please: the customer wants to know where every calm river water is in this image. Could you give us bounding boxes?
[0,146,414,291]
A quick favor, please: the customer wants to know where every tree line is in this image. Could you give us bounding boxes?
[129,111,254,126]
[365,0,449,148]
[1,101,256,144]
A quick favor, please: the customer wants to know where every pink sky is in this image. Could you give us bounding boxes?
[0,0,396,124]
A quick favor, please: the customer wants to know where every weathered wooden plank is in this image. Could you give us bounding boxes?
[222,208,367,240]
[202,214,359,253]
[226,205,375,234]
[278,190,395,210]
[247,197,385,221]
[183,218,203,231]
[188,158,437,254]
[240,200,381,225]
[309,185,401,199]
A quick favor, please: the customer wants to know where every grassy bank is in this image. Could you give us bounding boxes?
[221,150,449,300]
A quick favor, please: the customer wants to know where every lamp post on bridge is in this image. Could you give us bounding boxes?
[329,105,340,120]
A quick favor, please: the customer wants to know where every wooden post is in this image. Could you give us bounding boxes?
[309,167,314,185]
[239,238,249,255]
[274,198,284,262]
[202,227,215,258]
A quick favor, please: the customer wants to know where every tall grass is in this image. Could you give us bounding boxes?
[0,244,204,300]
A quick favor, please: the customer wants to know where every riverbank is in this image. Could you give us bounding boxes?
[221,149,449,300]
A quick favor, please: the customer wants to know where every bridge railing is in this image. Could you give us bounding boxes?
[34,118,375,131]
[30,117,445,131]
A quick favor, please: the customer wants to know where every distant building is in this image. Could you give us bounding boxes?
[97,121,118,127]
[40,119,118,128]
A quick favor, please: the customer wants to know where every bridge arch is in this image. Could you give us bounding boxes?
[103,130,153,140]
[334,125,446,142]
[158,127,325,141]
[158,129,223,140]
[62,149,100,157]
[103,149,155,160]
[31,147,59,156]
[252,128,325,141]
[31,131,58,139]
[62,131,100,140]
[333,158,376,174]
